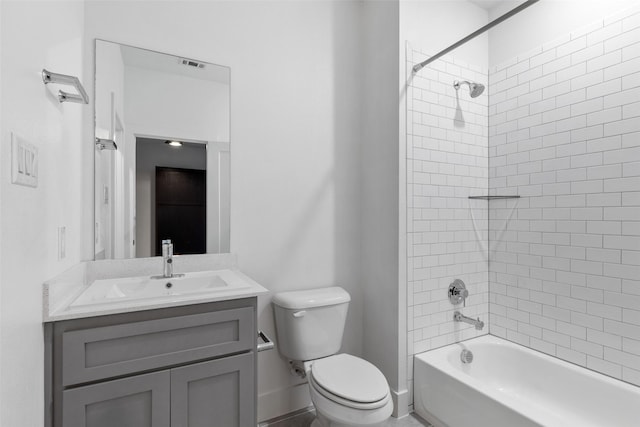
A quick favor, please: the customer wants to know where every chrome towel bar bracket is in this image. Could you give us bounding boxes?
[42,68,89,104]
[257,330,275,352]
[95,138,118,151]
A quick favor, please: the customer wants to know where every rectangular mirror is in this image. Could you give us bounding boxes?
[94,40,230,259]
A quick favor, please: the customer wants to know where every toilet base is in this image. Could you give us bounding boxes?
[311,412,339,427]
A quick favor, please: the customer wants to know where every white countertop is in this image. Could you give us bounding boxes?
[43,254,268,322]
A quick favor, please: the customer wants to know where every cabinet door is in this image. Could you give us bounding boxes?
[62,370,170,427]
[171,353,255,427]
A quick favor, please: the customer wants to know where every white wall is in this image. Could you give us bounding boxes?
[94,41,125,258]
[83,1,364,421]
[400,0,489,410]
[406,47,490,404]
[488,4,640,387]
[489,0,639,67]
[0,3,4,422]
[360,0,404,416]
[95,41,124,141]
[0,1,85,425]
[124,65,229,143]
[401,0,489,70]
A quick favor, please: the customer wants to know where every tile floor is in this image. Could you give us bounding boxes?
[384,413,430,426]
[263,410,430,427]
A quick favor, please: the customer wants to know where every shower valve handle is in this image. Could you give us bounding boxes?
[449,279,468,306]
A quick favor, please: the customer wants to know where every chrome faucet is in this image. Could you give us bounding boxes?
[162,239,174,278]
[454,311,485,330]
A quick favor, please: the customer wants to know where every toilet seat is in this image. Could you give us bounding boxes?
[308,373,393,427]
[310,354,390,410]
[310,373,391,410]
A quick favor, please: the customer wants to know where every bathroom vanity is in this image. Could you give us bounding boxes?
[43,37,262,426]
[43,255,268,427]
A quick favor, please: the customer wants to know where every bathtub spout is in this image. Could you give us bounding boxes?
[454,311,484,330]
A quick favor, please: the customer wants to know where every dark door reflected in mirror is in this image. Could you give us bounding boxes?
[155,167,207,256]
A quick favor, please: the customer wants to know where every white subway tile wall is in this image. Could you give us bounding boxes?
[489,9,640,386]
[406,46,490,399]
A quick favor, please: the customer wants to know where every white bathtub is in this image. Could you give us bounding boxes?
[414,335,640,427]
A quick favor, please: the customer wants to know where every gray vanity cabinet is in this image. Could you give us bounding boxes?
[62,370,170,427]
[45,298,257,427]
[171,353,254,427]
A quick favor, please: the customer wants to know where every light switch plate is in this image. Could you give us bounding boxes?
[11,133,38,187]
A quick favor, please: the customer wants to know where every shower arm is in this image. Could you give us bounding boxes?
[412,0,540,73]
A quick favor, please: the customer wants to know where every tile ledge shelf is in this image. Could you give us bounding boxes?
[468,195,521,200]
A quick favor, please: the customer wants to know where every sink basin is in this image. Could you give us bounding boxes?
[70,269,249,308]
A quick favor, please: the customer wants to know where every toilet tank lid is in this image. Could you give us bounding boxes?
[272,287,350,309]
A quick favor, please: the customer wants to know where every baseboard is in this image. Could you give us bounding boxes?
[258,382,312,423]
[258,406,315,427]
[391,387,410,418]
[415,408,445,427]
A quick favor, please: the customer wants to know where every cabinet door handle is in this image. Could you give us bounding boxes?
[257,331,274,352]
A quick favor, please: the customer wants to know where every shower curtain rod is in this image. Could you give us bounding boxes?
[412,0,540,74]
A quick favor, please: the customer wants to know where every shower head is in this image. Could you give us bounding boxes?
[454,80,485,98]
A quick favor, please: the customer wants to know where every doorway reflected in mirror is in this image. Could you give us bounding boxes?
[136,138,208,257]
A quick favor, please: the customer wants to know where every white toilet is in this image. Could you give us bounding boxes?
[272,287,393,427]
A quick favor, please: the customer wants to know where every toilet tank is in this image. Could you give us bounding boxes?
[272,287,350,361]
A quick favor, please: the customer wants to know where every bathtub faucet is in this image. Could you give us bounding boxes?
[454,311,484,330]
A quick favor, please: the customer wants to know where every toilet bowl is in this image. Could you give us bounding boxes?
[272,287,393,427]
[307,354,393,427]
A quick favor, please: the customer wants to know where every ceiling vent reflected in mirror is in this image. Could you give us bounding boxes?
[181,58,205,69]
